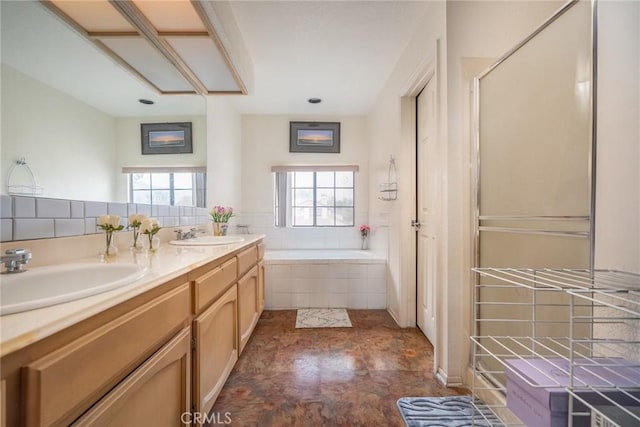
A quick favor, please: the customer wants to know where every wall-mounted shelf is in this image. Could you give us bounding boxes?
[378,155,397,201]
[6,158,43,196]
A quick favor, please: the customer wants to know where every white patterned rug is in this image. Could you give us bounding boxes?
[295,309,352,328]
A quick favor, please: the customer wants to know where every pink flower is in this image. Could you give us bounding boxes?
[359,224,370,237]
[210,205,235,223]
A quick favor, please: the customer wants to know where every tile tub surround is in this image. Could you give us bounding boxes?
[234,211,372,249]
[0,194,211,242]
[264,249,387,310]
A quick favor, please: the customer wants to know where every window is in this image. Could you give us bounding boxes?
[273,166,357,227]
[124,167,206,207]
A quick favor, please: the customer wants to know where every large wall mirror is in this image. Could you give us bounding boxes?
[1,1,206,203]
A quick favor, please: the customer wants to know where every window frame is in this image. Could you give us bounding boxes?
[124,167,206,207]
[274,168,356,228]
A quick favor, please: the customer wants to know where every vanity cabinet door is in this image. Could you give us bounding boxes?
[238,265,259,354]
[22,283,190,427]
[193,284,238,422]
[71,327,191,427]
[257,260,265,315]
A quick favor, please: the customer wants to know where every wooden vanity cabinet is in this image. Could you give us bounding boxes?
[192,285,238,419]
[72,327,191,427]
[237,245,258,278]
[190,240,265,416]
[22,283,190,427]
[192,257,238,313]
[258,260,265,314]
[0,238,265,427]
[238,265,260,354]
[190,253,240,420]
[257,243,266,314]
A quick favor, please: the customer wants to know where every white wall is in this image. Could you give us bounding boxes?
[206,97,243,214]
[367,0,564,385]
[114,115,207,201]
[595,0,640,274]
[367,0,446,333]
[1,65,117,201]
[241,114,369,249]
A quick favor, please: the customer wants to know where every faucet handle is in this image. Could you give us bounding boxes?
[5,248,31,259]
[5,248,28,255]
[2,248,31,273]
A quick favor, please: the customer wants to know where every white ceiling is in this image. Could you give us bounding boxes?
[1,1,429,117]
[1,1,205,117]
[226,1,430,115]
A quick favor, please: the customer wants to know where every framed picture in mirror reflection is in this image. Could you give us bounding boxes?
[141,122,193,155]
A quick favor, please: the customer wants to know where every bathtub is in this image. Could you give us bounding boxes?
[264,249,387,310]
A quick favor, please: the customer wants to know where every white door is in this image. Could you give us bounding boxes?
[416,78,439,345]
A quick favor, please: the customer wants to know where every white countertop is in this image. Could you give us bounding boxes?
[0,235,264,358]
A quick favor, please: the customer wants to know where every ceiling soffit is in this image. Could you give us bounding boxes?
[41,0,247,96]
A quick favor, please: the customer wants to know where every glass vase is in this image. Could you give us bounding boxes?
[101,231,118,260]
[129,229,143,253]
[144,234,160,253]
[361,235,368,250]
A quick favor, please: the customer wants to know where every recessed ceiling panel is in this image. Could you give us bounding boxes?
[48,0,136,33]
[166,36,240,92]
[132,0,206,33]
[99,36,195,93]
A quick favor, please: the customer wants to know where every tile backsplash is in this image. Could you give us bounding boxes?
[0,195,210,242]
[235,211,370,250]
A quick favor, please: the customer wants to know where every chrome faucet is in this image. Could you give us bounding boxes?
[1,248,32,274]
[174,228,203,240]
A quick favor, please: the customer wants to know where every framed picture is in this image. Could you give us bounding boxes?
[289,122,340,153]
[141,122,193,155]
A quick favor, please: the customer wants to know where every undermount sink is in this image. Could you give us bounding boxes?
[169,235,245,246]
[0,263,147,315]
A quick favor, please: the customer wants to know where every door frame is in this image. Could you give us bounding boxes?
[400,43,439,372]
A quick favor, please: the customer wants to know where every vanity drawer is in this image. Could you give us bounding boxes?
[237,245,258,276]
[71,327,191,427]
[23,283,190,427]
[193,257,238,313]
[257,242,265,260]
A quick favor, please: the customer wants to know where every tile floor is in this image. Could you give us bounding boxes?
[209,309,467,426]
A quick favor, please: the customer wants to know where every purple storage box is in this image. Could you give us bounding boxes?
[505,358,640,427]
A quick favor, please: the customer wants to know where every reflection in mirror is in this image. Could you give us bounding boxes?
[0,1,206,203]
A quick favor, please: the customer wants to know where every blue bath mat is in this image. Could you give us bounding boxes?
[396,396,503,427]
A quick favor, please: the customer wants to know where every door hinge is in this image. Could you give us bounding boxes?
[411,220,421,231]
[191,337,197,351]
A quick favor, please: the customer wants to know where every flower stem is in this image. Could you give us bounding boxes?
[133,228,139,247]
[106,231,112,256]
